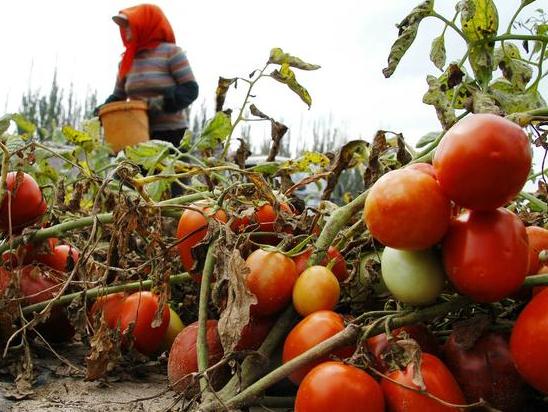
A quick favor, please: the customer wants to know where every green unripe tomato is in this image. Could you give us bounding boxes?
[381,247,445,306]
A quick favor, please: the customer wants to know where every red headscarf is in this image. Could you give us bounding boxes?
[117,4,176,79]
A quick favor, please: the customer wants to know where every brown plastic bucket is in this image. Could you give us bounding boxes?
[99,100,149,153]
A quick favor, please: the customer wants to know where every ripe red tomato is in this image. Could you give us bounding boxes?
[282,310,355,384]
[443,208,528,302]
[365,324,439,372]
[232,202,293,233]
[525,226,548,275]
[443,331,526,411]
[293,246,348,282]
[406,162,437,179]
[245,249,298,316]
[90,292,127,328]
[234,315,275,351]
[34,244,80,272]
[118,291,170,355]
[0,172,47,232]
[19,265,66,304]
[433,113,531,211]
[176,205,227,273]
[363,168,451,250]
[167,319,225,392]
[381,353,466,412]
[510,288,548,394]
[292,266,340,316]
[295,362,384,412]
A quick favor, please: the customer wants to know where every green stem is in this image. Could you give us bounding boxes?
[22,273,191,316]
[490,34,548,43]
[518,192,548,212]
[197,240,217,394]
[0,141,10,207]
[431,12,466,41]
[528,40,547,92]
[505,2,528,34]
[0,192,212,255]
[523,274,548,287]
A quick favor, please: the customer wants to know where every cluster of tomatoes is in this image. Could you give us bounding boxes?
[0,171,81,342]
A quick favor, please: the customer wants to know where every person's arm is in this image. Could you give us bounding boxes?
[162,81,199,113]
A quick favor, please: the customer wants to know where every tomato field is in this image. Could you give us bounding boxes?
[1,1,548,411]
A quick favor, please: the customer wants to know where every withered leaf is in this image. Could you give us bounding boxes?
[216,248,256,353]
[85,321,122,381]
[216,77,237,112]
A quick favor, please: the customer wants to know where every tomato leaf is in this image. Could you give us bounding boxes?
[422,75,457,130]
[383,0,434,78]
[489,78,546,114]
[215,247,256,353]
[416,131,440,148]
[197,111,233,152]
[124,140,171,170]
[249,104,289,162]
[494,44,533,91]
[0,114,12,136]
[430,34,447,71]
[5,134,27,155]
[85,321,122,381]
[471,89,503,115]
[279,151,330,174]
[12,114,36,139]
[268,48,321,71]
[216,77,237,112]
[270,64,313,108]
[458,0,499,86]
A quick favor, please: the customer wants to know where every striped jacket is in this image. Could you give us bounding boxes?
[112,42,196,132]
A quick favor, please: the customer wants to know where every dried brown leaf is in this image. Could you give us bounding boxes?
[85,321,122,381]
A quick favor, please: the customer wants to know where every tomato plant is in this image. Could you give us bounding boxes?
[0,172,47,232]
[245,249,298,316]
[442,208,529,302]
[381,247,445,306]
[510,288,548,395]
[293,246,348,282]
[282,310,354,385]
[177,205,227,273]
[363,168,451,250]
[295,362,384,412]
[381,353,466,412]
[292,265,340,316]
[443,330,526,411]
[433,114,531,211]
[167,319,225,393]
[118,291,170,355]
[525,226,548,275]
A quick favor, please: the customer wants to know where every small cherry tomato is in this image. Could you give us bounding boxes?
[292,266,340,316]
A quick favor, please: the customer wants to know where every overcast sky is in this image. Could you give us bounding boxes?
[0,1,545,157]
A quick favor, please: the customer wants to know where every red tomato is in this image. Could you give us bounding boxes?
[292,266,340,316]
[176,205,227,273]
[442,208,528,302]
[363,168,451,250]
[365,324,439,373]
[19,265,66,304]
[34,244,80,272]
[0,172,47,232]
[510,288,548,394]
[167,319,225,392]
[406,162,437,179]
[433,114,531,211]
[90,292,127,328]
[232,203,293,233]
[525,226,548,275]
[293,246,349,282]
[295,362,384,412]
[118,291,170,355]
[245,249,298,316]
[282,310,355,384]
[381,353,466,412]
[443,331,526,411]
[234,315,275,351]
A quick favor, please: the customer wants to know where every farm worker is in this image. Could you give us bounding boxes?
[96,4,198,148]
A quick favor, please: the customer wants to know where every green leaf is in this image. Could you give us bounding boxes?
[279,151,330,173]
[471,89,502,114]
[489,78,546,114]
[124,140,171,170]
[268,48,321,71]
[5,134,26,154]
[534,23,548,54]
[521,0,535,7]
[494,44,533,91]
[423,75,457,130]
[62,125,93,147]
[179,129,193,152]
[35,158,59,185]
[270,64,313,108]
[198,111,233,151]
[416,131,441,148]
[459,0,499,86]
[0,114,12,136]
[148,166,174,202]
[382,0,434,78]
[430,35,447,71]
[12,114,36,139]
